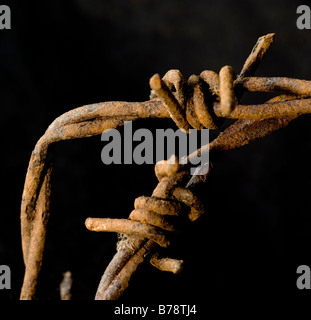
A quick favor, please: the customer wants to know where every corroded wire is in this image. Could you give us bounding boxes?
[86,157,203,300]
[19,33,311,300]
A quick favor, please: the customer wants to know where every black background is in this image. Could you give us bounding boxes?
[1,0,311,310]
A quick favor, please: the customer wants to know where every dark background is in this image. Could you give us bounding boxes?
[1,0,311,308]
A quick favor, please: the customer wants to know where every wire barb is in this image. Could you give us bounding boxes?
[19,33,311,300]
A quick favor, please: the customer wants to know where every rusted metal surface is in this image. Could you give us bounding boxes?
[237,77,311,96]
[20,33,311,300]
[150,253,184,274]
[93,169,190,300]
[150,74,190,132]
[238,33,275,79]
[219,65,236,115]
[213,98,311,120]
[85,218,171,248]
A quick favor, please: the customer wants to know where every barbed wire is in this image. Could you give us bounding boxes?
[20,33,311,300]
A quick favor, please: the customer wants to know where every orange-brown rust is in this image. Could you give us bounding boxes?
[95,235,146,299]
[85,218,170,248]
[200,70,220,97]
[219,65,237,116]
[193,77,219,129]
[213,98,311,120]
[172,187,204,222]
[237,77,311,96]
[152,171,189,199]
[20,165,52,300]
[150,253,184,274]
[129,208,176,232]
[134,196,181,216]
[238,33,275,79]
[150,73,190,132]
[96,240,155,300]
[154,155,180,181]
[93,168,190,300]
[162,69,187,108]
[20,33,311,301]
[186,75,204,130]
[211,117,297,152]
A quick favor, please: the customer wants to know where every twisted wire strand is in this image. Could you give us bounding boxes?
[150,66,239,131]
[149,65,251,132]
[20,32,311,300]
[85,156,204,278]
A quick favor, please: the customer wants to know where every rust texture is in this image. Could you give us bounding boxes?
[150,74,190,132]
[150,253,184,274]
[20,33,311,300]
[219,65,236,115]
[85,218,171,248]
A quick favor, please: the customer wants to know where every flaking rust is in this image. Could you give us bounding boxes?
[20,33,311,300]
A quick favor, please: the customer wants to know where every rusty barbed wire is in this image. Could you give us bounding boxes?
[20,33,311,300]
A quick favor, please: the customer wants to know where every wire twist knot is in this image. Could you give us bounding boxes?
[85,155,204,275]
